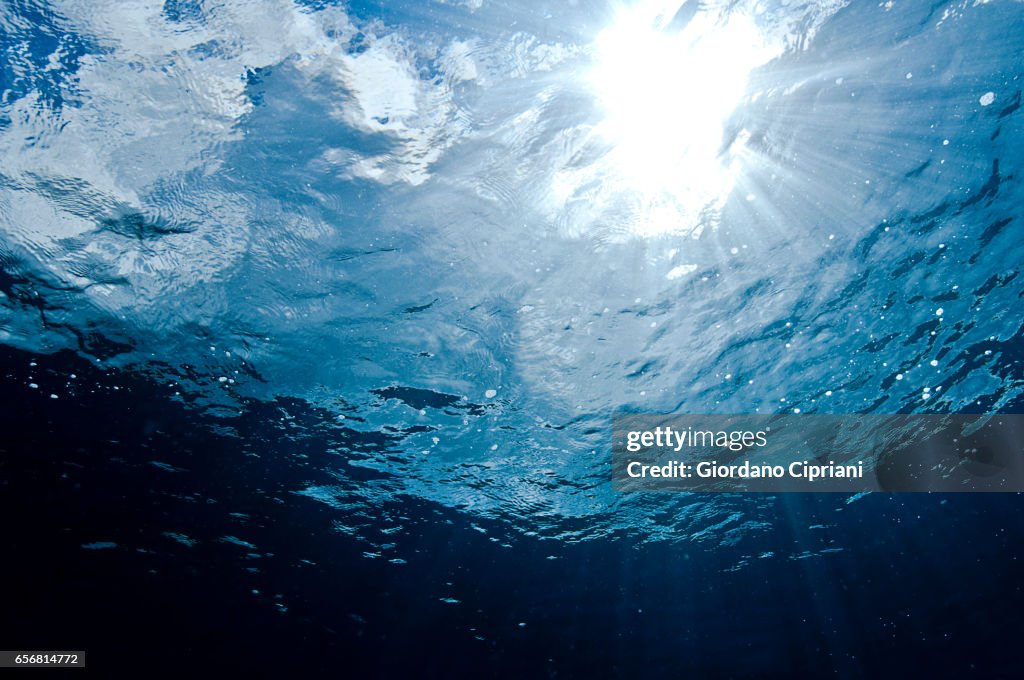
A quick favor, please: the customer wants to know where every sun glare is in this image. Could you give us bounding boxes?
[587,2,778,236]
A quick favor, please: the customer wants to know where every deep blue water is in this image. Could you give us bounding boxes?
[1,0,1023,676]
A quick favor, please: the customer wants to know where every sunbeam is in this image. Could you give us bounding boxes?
[583,1,779,237]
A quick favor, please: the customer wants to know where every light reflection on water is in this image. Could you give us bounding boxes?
[0,0,1022,548]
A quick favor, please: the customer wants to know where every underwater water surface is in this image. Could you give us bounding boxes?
[1,0,1023,675]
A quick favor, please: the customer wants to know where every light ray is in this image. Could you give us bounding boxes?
[585,1,779,237]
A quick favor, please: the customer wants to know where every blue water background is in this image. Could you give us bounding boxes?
[1,0,1023,674]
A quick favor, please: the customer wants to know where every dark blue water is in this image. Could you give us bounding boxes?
[2,0,1023,675]
[4,344,1024,675]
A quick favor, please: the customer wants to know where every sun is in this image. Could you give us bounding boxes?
[586,1,777,236]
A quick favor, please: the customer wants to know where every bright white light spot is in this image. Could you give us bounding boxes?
[586,2,777,236]
[666,263,698,280]
[979,91,995,106]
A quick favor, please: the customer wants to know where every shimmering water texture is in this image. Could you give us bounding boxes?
[1,0,1023,602]
[4,0,1024,674]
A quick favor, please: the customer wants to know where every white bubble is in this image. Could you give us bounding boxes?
[896,373,904,380]
[935,308,944,316]
[930,360,938,367]
[485,389,497,398]
[979,91,995,106]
